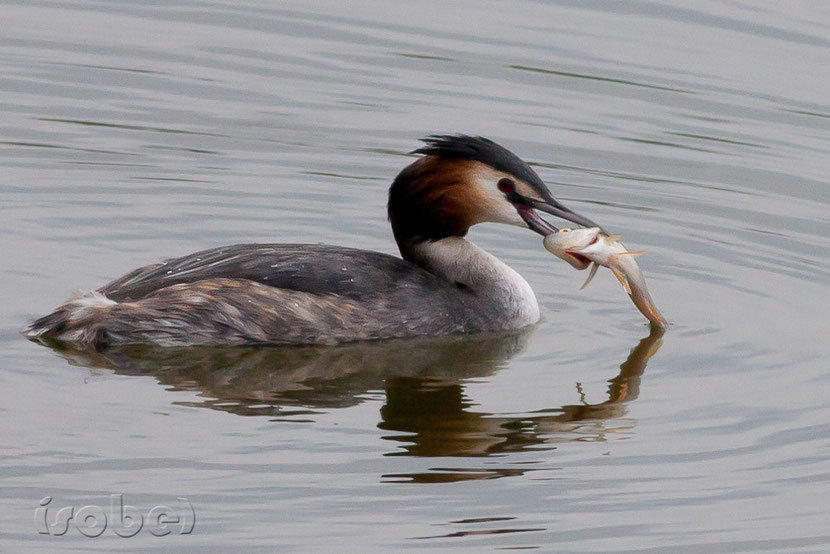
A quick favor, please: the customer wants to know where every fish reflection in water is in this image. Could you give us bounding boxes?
[42,326,663,481]
[380,327,663,483]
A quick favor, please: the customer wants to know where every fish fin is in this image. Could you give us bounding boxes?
[607,233,622,241]
[611,268,632,295]
[617,249,646,256]
[580,263,599,290]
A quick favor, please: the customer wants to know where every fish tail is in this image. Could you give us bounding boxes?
[643,300,667,328]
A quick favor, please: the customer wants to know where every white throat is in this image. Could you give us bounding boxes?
[409,237,540,328]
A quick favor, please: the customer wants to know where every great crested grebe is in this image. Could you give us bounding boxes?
[24,135,601,348]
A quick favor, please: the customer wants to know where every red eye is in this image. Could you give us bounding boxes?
[497,178,514,193]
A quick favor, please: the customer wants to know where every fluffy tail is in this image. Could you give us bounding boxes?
[22,291,117,348]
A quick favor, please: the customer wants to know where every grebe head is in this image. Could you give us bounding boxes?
[388,135,600,249]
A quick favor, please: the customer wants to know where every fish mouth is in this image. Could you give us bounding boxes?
[564,234,600,265]
[565,252,591,266]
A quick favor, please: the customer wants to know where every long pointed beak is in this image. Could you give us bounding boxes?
[529,198,604,233]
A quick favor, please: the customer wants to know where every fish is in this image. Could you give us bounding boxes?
[543,228,667,329]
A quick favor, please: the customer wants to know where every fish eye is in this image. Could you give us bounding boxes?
[560,228,571,233]
[497,178,514,193]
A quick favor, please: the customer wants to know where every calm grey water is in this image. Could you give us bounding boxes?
[2,0,830,551]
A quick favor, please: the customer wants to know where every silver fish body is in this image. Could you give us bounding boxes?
[544,229,667,329]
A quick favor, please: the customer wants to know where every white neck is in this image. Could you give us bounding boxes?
[409,237,540,329]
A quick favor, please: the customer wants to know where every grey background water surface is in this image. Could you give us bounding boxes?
[2,0,830,551]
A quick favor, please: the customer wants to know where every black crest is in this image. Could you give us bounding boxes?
[413,135,549,197]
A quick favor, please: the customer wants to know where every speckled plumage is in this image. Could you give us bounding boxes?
[25,244,498,347]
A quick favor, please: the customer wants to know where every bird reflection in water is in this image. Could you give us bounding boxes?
[41,326,663,481]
